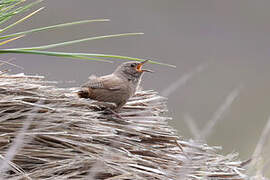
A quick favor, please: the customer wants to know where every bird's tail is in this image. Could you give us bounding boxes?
[77,88,90,98]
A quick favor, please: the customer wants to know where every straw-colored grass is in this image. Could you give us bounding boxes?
[0,73,248,179]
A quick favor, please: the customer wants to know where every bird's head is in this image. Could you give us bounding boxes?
[114,60,153,80]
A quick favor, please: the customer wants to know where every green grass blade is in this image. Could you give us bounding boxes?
[0,7,44,33]
[0,0,42,19]
[0,34,24,45]
[12,33,144,50]
[0,9,21,24]
[82,53,176,67]
[0,0,21,10]
[0,0,42,26]
[0,19,110,40]
[1,0,25,13]
[0,49,176,67]
[0,15,13,26]
[0,49,113,63]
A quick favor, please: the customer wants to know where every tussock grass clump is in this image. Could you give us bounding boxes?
[0,73,248,179]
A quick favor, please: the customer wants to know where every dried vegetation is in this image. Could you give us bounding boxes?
[0,73,248,179]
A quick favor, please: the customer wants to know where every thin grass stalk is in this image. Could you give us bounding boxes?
[0,19,110,40]
[250,116,270,176]
[200,86,242,139]
[161,62,207,97]
[0,7,44,33]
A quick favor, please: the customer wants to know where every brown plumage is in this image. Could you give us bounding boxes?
[77,60,152,111]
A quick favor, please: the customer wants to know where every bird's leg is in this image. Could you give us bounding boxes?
[104,108,123,119]
[114,101,127,112]
[91,101,116,111]
[104,101,127,119]
[91,101,124,119]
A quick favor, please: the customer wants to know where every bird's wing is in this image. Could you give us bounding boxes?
[82,74,122,91]
[83,75,104,89]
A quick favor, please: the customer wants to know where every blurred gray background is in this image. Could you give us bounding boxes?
[3,0,270,163]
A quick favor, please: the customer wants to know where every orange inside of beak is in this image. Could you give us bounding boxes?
[136,63,143,72]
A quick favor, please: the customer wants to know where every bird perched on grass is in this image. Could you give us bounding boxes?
[77,60,153,112]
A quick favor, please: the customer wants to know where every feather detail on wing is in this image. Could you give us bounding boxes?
[82,74,122,91]
[82,75,104,89]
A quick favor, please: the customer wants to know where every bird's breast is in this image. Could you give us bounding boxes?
[127,80,138,96]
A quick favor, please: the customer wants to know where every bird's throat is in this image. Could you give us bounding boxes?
[118,70,141,84]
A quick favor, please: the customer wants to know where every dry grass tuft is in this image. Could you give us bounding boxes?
[249,116,270,178]
[0,73,248,179]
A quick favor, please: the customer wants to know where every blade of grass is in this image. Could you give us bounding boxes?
[161,63,207,96]
[184,113,201,140]
[0,58,24,69]
[0,19,110,40]
[0,0,43,25]
[0,0,21,5]
[249,116,270,175]
[82,53,176,67]
[0,14,13,26]
[0,7,44,33]
[67,56,113,63]
[1,0,25,13]
[0,49,113,62]
[200,86,242,139]
[13,33,144,50]
[0,34,24,45]
[0,155,27,179]
[0,49,175,67]
[0,112,32,176]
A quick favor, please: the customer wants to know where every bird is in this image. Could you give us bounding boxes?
[77,60,153,112]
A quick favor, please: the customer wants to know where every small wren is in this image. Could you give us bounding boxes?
[77,60,153,112]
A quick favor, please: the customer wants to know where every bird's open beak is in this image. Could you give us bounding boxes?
[136,60,154,73]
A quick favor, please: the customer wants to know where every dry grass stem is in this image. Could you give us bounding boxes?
[161,63,207,97]
[249,116,270,177]
[200,86,242,139]
[183,114,201,140]
[0,73,248,179]
[183,86,241,143]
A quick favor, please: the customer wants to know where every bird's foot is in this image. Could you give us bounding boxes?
[103,108,123,119]
[92,102,116,110]
[102,108,130,125]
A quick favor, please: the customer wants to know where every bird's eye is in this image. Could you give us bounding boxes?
[130,64,136,67]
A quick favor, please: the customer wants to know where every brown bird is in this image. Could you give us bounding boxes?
[77,60,153,112]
